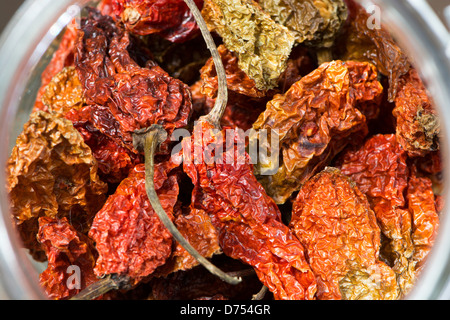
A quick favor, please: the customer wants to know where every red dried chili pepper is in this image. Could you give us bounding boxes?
[88,161,180,285]
[38,217,99,300]
[290,167,398,300]
[40,66,84,115]
[336,134,413,293]
[102,0,204,42]
[180,120,317,300]
[336,134,440,296]
[75,9,193,155]
[154,206,222,277]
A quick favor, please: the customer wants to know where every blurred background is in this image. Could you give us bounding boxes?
[0,0,449,35]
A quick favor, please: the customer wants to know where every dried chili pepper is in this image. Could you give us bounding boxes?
[202,0,295,90]
[179,120,317,300]
[253,60,383,204]
[38,217,98,300]
[75,9,192,155]
[88,161,179,286]
[71,158,183,299]
[131,124,241,286]
[290,167,398,300]
[337,0,410,102]
[393,68,440,157]
[35,59,141,184]
[200,44,316,99]
[258,0,348,49]
[102,0,204,42]
[336,134,440,296]
[190,44,274,130]
[407,166,440,273]
[38,64,142,184]
[336,134,414,294]
[7,111,108,260]
[337,2,439,156]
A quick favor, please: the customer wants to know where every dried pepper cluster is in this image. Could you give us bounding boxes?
[6,0,443,300]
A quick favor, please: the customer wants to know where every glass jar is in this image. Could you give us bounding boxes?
[0,0,448,299]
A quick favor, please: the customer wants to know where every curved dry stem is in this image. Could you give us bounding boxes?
[183,0,228,127]
[142,126,242,285]
[70,274,131,300]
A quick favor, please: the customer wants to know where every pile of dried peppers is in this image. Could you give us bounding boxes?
[7,0,442,300]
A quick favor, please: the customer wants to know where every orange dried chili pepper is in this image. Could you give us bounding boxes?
[290,167,398,300]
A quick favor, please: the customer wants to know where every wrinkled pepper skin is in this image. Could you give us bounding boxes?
[65,105,142,185]
[75,9,192,155]
[34,25,78,112]
[180,120,317,300]
[38,217,99,300]
[393,68,439,158]
[258,0,348,48]
[337,134,440,296]
[102,0,204,42]
[253,60,383,204]
[7,111,107,260]
[41,66,84,115]
[89,161,179,285]
[290,167,398,300]
[338,0,410,102]
[154,205,221,277]
[407,167,440,273]
[202,0,295,90]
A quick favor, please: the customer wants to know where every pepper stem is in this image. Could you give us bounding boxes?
[182,0,228,127]
[70,274,131,300]
[137,125,241,285]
